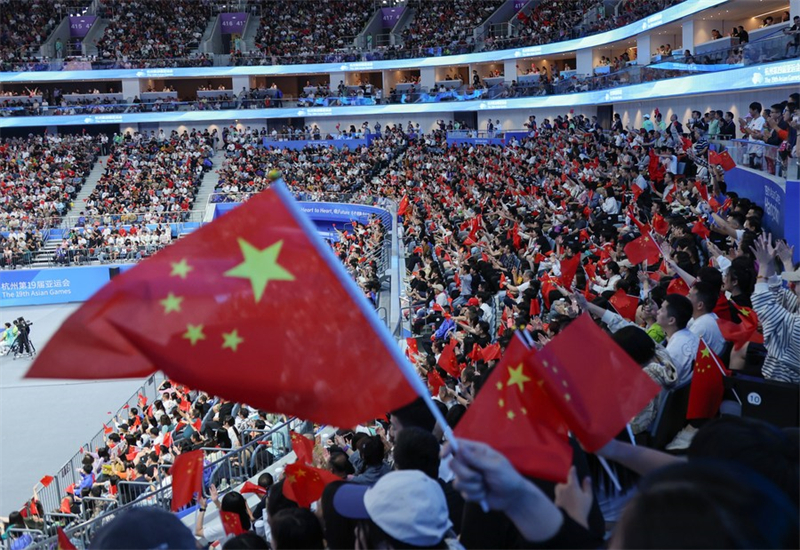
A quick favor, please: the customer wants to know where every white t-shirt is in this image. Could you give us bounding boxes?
[687,313,726,356]
[666,328,700,385]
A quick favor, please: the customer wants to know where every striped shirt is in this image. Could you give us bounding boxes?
[752,282,800,384]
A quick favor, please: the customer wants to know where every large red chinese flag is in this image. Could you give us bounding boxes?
[623,234,661,266]
[170,449,203,511]
[291,432,315,465]
[609,289,639,321]
[454,334,573,482]
[667,277,690,296]
[397,195,410,216]
[282,462,341,508]
[527,315,660,452]
[687,340,729,420]
[26,184,417,428]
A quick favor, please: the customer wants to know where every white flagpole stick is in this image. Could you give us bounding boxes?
[598,456,623,492]
[626,424,637,446]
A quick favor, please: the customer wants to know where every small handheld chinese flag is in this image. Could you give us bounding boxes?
[481,342,502,362]
[291,432,315,466]
[454,334,573,482]
[405,337,419,359]
[609,289,639,321]
[240,480,268,497]
[26,183,418,428]
[717,306,762,350]
[624,234,661,266]
[103,423,113,435]
[397,195,410,216]
[527,315,660,452]
[40,475,54,488]
[221,511,245,536]
[667,278,690,296]
[437,338,460,378]
[170,449,204,511]
[428,368,446,395]
[57,527,77,550]
[282,461,341,508]
[687,340,729,420]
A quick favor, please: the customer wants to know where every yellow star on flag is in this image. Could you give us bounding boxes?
[295,469,307,478]
[222,329,244,352]
[498,398,505,408]
[183,324,205,346]
[507,410,516,420]
[496,381,503,391]
[738,308,750,317]
[506,363,531,393]
[701,347,711,358]
[286,474,296,484]
[160,293,183,314]
[224,238,295,303]
[170,259,193,279]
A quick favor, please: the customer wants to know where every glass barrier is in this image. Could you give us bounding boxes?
[722,139,792,178]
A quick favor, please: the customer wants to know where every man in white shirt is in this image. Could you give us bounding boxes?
[739,101,765,166]
[656,294,700,386]
[687,281,726,356]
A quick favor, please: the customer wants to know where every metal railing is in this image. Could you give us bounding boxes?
[27,416,299,550]
[32,373,166,521]
[722,139,793,179]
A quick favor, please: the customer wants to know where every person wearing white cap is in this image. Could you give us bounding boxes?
[333,469,462,549]
[750,233,800,384]
[642,114,654,132]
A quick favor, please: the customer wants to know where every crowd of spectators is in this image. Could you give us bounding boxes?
[487,0,684,51]
[94,0,212,62]
[249,0,374,64]
[399,0,503,54]
[52,222,173,265]
[83,129,214,226]
[1,133,100,267]
[0,0,65,63]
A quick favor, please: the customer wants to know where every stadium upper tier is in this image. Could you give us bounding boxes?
[0,0,695,71]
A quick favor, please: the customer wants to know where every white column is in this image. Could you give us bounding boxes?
[576,48,593,76]
[120,79,140,101]
[504,59,518,81]
[791,0,800,20]
[636,32,652,65]
[682,19,695,54]
[420,67,436,89]
[329,71,346,89]
[231,76,250,94]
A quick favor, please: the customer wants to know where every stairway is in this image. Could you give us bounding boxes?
[65,154,109,227]
[190,149,226,223]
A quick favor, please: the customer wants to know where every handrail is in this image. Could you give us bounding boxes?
[26,417,298,550]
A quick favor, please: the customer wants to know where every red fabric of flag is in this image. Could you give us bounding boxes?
[559,255,580,288]
[221,511,245,536]
[103,423,113,435]
[240,480,268,496]
[454,334,572,482]
[26,184,417,428]
[717,306,762,350]
[397,195,410,216]
[282,462,341,508]
[405,337,419,359]
[692,219,711,240]
[652,214,669,236]
[609,289,639,321]
[179,398,191,412]
[291,432,315,465]
[667,278,690,296]
[170,449,204,511]
[623,234,661,265]
[687,341,729,420]
[57,527,77,550]
[438,339,460,377]
[529,297,541,317]
[138,393,147,408]
[481,342,502,362]
[527,315,660,452]
[718,151,736,171]
[428,369,446,395]
[694,181,709,202]
[40,475,54,488]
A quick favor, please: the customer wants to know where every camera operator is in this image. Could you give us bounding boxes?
[14,317,32,357]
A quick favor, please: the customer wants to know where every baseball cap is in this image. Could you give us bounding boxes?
[467,297,480,306]
[89,507,197,549]
[643,114,650,119]
[333,470,452,546]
